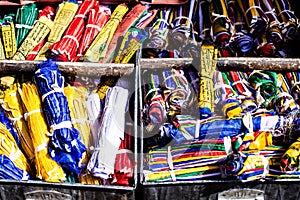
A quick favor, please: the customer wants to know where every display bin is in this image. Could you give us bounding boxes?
[0,60,138,199]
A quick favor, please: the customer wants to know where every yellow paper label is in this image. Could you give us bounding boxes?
[13,16,54,60]
[115,37,141,64]
[2,22,17,59]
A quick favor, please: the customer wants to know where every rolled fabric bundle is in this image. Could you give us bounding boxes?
[100,3,150,63]
[77,4,111,58]
[143,72,166,129]
[227,0,253,56]
[222,98,243,118]
[50,0,97,62]
[1,82,35,162]
[281,138,300,172]
[248,70,281,108]
[271,92,299,116]
[213,70,237,106]
[34,59,86,178]
[198,0,212,43]
[274,0,299,41]
[0,154,30,180]
[222,153,269,182]
[210,0,235,51]
[84,4,129,62]
[236,0,268,36]
[147,140,228,173]
[145,8,171,58]
[225,71,252,97]
[26,6,55,60]
[253,35,276,57]
[15,3,38,47]
[18,82,66,182]
[0,122,32,175]
[284,72,300,103]
[87,86,128,180]
[13,15,54,60]
[259,0,283,45]
[35,0,79,60]
[163,69,192,114]
[236,131,273,152]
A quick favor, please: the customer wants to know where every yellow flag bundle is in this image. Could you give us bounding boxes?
[0,122,31,174]
[1,82,35,162]
[18,82,66,182]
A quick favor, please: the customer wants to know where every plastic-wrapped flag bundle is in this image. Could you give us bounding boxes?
[34,59,86,178]
[87,86,128,180]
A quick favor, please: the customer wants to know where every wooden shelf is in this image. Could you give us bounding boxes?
[217,57,300,72]
[0,60,134,76]
[140,58,194,69]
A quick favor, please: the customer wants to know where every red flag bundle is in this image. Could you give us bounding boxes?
[50,0,97,62]
[77,3,111,59]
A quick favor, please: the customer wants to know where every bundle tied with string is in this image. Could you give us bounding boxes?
[162,68,192,116]
[26,6,55,60]
[248,70,281,109]
[227,0,254,56]
[210,0,235,56]
[34,59,86,178]
[84,3,129,62]
[18,82,65,182]
[64,84,91,165]
[143,71,166,132]
[15,3,38,47]
[1,81,35,163]
[51,0,97,62]
[35,0,79,60]
[236,0,268,37]
[1,14,17,59]
[145,8,171,57]
[77,4,111,58]
[0,122,32,179]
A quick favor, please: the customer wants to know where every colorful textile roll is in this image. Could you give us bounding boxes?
[0,154,30,180]
[143,71,166,129]
[84,4,129,62]
[35,0,79,60]
[227,0,253,56]
[163,69,192,114]
[284,72,300,103]
[77,4,111,58]
[236,0,268,36]
[100,3,150,63]
[198,0,212,43]
[50,0,97,62]
[13,15,54,60]
[281,138,300,172]
[248,70,281,108]
[34,59,86,177]
[210,0,235,49]
[274,0,299,40]
[15,3,38,47]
